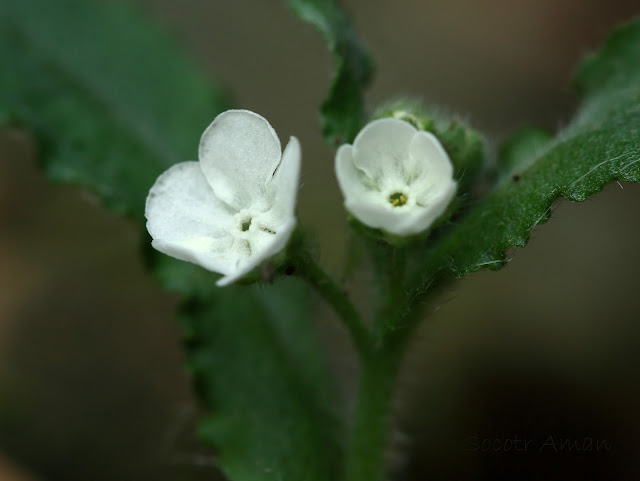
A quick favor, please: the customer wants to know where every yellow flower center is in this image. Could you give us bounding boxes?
[388,192,408,207]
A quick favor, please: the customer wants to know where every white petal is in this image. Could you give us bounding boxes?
[335,144,377,202]
[145,161,237,274]
[346,186,455,236]
[269,136,301,222]
[215,139,300,286]
[216,217,296,286]
[351,118,417,187]
[411,180,457,233]
[345,195,405,232]
[147,110,301,286]
[199,109,282,211]
[217,136,300,286]
[218,134,300,286]
[409,131,454,190]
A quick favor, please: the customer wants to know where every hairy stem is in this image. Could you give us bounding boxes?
[371,243,407,344]
[344,343,405,481]
[296,257,371,358]
[344,241,412,481]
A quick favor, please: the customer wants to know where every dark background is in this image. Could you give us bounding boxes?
[2,0,640,480]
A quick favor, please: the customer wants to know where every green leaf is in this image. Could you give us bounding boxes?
[497,126,553,181]
[183,280,341,481]
[1,1,341,480]
[289,0,374,145]
[0,0,227,222]
[406,18,640,301]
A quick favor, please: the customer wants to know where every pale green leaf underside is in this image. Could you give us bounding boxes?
[407,18,640,297]
[289,0,373,145]
[0,1,339,480]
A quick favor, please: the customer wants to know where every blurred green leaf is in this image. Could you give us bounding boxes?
[0,1,340,480]
[407,18,640,301]
[183,280,341,481]
[0,0,227,221]
[289,0,373,145]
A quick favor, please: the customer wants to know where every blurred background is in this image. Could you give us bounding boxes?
[2,0,640,480]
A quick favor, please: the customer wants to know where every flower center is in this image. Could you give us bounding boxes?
[240,217,252,232]
[388,192,408,207]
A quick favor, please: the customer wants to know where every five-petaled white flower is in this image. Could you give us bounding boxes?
[335,118,457,236]
[145,109,300,286]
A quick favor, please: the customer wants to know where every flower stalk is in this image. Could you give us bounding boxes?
[295,253,371,359]
[344,345,405,481]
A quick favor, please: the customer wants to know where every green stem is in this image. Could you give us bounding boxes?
[296,257,371,358]
[345,258,437,481]
[292,232,439,481]
[344,345,405,481]
[371,244,407,344]
[343,244,429,481]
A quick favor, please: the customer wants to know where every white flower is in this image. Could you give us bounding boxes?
[145,109,300,286]
[335,118,457,236]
